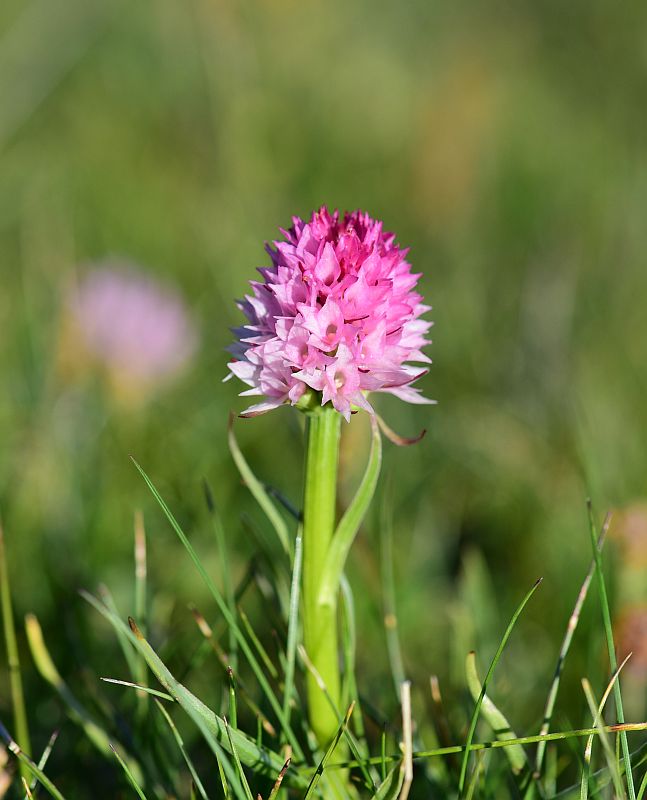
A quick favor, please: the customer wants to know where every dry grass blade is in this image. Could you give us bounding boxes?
[21,777,33,799]
[267,757,291,800]
[587,502,636,799]
[534,518,608,780]
[580,653,633,800]
[399,681,413,800]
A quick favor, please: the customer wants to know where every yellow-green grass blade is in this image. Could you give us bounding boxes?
[465,651,526,774]
[371,764,404,800]
[0,522,31,778]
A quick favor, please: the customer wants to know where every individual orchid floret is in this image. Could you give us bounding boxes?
[228,207,432,421]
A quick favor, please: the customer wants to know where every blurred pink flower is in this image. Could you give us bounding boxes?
[228,207,432,421]
[64,262,197,398]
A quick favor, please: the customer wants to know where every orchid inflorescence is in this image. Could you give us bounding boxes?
[228,207,432,420]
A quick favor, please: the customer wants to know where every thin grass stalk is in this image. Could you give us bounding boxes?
[379,482,406,699]
[283,532,302,723]
[298,643,376,793]
[0,522,31,778]
[587,502,636,799]
[0,721,66,800]
[458,578,543,795]
[581,677,626,800]
[580,654,632,800]
[204,479,238,671]
[322,723,647,772]
[534,521,608,780]
[23,730,59,800]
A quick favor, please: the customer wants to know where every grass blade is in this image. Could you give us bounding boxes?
[282,531,302,723]
[97,584,140,679]
[453,577,541,794]
[372,765,405,800]
[130,457,304,760]
[465,651,526,774]
[322,723,647,772]
[580,654,632,800]
[154,700,209,800]
[379,479,406,698]
[24,729,59,799]
[204,479,238,670]
[534,520,607,779]
[24,613,143,783]
[110,744,149,800]
[237,607,280,681]
[0,522,32,776]
[299,643,376,793]
[637,767,647,800]
[318,414,382,608]
[81,591,307,788]
[0,721,66,800]
[101,678,174,701]
[227,415,290,556]
[304,704,354,799]
[224,718,255,800]
[587,502,636,799]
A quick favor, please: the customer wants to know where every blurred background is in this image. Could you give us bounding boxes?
[1,0,646,792]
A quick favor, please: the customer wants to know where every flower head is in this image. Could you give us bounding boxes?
[228,207,432,421]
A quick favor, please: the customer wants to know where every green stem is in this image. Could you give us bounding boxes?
[302,405,342,745]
